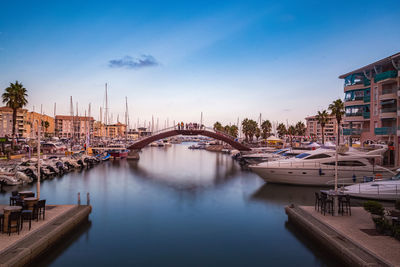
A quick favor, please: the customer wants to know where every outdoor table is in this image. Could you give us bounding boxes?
[24,197,38,211]
[320,190,347,216]
[18,191,34,199]
[3,206,22,232]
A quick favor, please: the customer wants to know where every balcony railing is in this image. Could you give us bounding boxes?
[374,127,396,135]
[345,112,370,119]
[342,128,362,135]
[363,95,370,103]
[381,107,397,113]
[374,70,398,83]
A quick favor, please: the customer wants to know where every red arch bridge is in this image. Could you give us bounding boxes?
[127,126,250,156]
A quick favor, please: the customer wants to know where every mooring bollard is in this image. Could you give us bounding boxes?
[87,192,90,205]
[78,192,81,205]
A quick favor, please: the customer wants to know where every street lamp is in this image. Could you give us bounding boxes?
[32,118,41,199]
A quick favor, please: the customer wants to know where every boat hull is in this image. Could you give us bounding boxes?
[250,166,393,186]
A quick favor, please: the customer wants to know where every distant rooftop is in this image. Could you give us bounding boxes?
[339,52,400,79]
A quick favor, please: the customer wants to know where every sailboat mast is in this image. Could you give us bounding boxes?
[125,96,128,144]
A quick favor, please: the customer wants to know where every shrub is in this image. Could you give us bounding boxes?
[363,201,384,216]
[395,200,400,211]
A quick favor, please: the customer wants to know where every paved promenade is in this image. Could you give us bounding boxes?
[0,204,91,267]
[286,205,400,267]
[301,206,400,266]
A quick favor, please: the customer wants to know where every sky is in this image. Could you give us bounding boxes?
[1,0,400,129]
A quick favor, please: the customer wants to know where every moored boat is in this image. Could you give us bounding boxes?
[250,148,395,186]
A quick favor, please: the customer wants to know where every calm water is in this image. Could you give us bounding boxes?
[0,143,341,266]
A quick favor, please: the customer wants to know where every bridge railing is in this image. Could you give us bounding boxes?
[130,125,239,145]
[203,127,237,140]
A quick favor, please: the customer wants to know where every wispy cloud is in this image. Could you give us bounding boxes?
[108,55,159,69]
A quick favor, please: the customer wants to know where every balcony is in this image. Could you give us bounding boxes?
[342,128,362,135]
[374,70,398,83]
[380,107,397,119]
[380,88,397,101]
[374,127,396,135]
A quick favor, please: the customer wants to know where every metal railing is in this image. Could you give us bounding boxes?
[129,125,238,145]
[374,127,396,135]
[355,183,399,196]
[374,70,398,83]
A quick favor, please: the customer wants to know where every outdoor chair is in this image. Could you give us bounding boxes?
[321,194,333,216]
[15,199,24,207]
[37,199,46,220]
[339,195,351,216]
[9,191,19,206]
[314,192,321,211]
[21,203,36,230]
[7,211,21,235]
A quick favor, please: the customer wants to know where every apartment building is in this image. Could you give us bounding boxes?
[55,115,94,139]
[339,52,400,165]
[25,111,55,137]
[305,115,338,143]
[0,107,27,138]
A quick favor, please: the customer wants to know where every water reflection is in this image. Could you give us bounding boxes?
[0,144,339,266]
[250,183,324,206]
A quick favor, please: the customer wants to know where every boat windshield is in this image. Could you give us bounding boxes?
[273,149,284,154]
[295,153,310,159]
[391,172,400,180]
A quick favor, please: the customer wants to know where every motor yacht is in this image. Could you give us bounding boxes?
[343,172,400,200]
[241,148,310,165]
[250,148,394,186]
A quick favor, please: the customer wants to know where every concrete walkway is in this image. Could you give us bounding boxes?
[0,204,91,267]
[302,206,400,267]
[0,205,74,252]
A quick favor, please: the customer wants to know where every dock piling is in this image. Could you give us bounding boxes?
[78,192,81,205]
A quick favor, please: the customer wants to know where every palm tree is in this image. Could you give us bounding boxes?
[295,121,306,137]
[2,81,28,149]
[213,121,223,131]
[261,120,272,139]
[288,125,296,146]
[241,118,250,141]
[242,118,258,142]
[223,125,231,134]
[255,127,261,141]
[328,99,345,146]
[276,123,287,138]
[229,125,238,138]
[316,110,329,145]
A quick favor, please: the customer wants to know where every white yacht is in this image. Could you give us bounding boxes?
[343,172,400,200]
[241,148,311,165]
[250,148,395,186]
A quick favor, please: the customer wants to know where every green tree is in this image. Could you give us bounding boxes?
[213,121,223,131]
[295,121,306,136]
[328,99,345,146]
[316,110,329,145]
[276,123,287,138]
[229,125,238,138]
[288,125,296,146]
[2,81,28,148]
[223,125,231,134]
[242,118,258,142]
[261,120,272,139]
[255,127,261,141]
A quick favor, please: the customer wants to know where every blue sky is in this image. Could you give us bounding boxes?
[1,0,400,128]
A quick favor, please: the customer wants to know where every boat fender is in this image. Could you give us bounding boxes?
[352,174,356,183]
